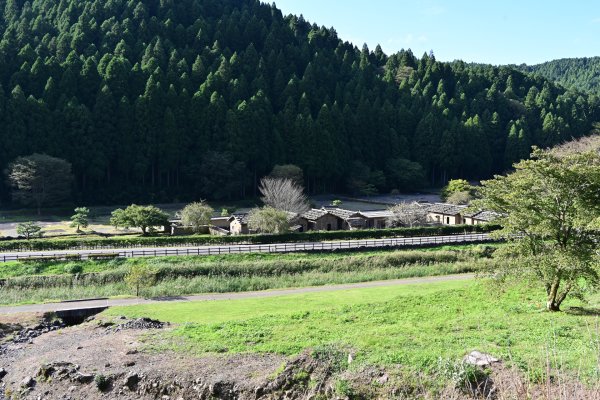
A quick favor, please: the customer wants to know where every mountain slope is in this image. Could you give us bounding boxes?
[516,57,600,95]
[0,0,597,204]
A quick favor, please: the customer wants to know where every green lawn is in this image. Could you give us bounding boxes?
[106,279,600,381]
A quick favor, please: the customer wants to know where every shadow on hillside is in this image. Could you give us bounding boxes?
[565,306,600,316]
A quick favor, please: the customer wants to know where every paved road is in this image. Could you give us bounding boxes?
[0,274,474,314]
[0,233,492,262]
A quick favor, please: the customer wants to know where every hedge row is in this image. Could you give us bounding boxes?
[0,248,493,290]
[0,224,500,252]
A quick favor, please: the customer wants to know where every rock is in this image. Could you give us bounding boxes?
[21,376,35,388]
[464,351,499,367]
[74,372,94,384]
[126,349,138,355]
[0,368,6,380]
[124,373,140,390]
[124,361,136,367]
[376,374,389,384]
[111,318,168,332]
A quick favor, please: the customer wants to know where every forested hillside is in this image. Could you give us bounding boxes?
[0,0,597,204]
[517,57,600,95]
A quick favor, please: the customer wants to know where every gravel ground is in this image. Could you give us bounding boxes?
[0,316,284,400]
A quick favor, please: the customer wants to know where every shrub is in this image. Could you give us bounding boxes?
[62,264,83,274]
[94,374,110,391]
[125,264,156,296]
[437,358,490,392]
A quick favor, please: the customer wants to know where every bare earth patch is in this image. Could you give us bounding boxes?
[0,316,284,400]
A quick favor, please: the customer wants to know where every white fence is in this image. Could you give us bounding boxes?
[0,233,493,263]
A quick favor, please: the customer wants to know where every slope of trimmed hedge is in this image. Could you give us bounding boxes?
[0,224,499,252]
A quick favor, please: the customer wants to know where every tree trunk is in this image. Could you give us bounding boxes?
[546,278,561,312]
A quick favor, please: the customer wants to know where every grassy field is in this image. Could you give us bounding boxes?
[0,245,491,305]
[0,246,489,305]
[106,279,600,382]
[0,243,493,279]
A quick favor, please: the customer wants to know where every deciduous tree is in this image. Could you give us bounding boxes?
[473,148,600,311]
[259,177,310,214]
[247,207,291,234]
[110,205,169,235]
[387,202,429,228]
[180,201,214,232]
[125,264,156,297]
[6,154,73,215]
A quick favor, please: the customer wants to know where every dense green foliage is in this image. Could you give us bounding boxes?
[517,57,600,95]
[0,224,498,251]
[0,0,596,204]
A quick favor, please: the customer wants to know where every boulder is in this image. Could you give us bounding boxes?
[463,351,499,367]
[21,376,35,388]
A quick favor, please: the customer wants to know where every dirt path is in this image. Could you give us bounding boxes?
[0,274,474,315]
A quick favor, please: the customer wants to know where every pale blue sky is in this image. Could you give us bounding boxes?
[270,1,600,65]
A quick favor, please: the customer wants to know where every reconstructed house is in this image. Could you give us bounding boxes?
[359,210,394,229]
[463,210,498,225]
[301,208,343,231]
[425,203,467,225]
[228,213,250,235]
[298,207,396,231]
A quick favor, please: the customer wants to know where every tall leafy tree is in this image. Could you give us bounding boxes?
[474,148,600,311]
[6,154,73,214]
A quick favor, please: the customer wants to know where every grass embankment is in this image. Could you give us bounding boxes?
[0,245,492,305]
[106,279,600,382]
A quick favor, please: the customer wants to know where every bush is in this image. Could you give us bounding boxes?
[94,374,110,391]
[437,358,490,392]
[62,264,83,274]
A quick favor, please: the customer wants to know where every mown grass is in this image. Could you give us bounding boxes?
[106,279,600,382]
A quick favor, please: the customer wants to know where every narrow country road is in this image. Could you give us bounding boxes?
[0,233,492,262]
[0,273,474,314]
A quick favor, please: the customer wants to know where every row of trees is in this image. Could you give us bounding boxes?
[0,0,597,205]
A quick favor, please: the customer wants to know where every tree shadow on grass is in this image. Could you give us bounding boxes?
[564,306,600,316]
